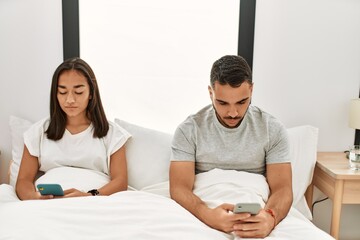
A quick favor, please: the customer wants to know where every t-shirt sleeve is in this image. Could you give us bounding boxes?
[105,121,131,157]
[266,120,290,164]
[170,122,196,162]
[23,118,49,157]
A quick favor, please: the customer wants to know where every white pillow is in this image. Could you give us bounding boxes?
[35,166,110,192]
[9,116,172,191]
[114,119,172,190]
[9,116,317,219]
[9,115,33,187]
[287,125,318,220]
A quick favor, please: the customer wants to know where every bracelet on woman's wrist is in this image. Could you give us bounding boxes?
[87,189,99,196]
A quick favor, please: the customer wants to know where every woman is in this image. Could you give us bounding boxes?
[16,57,130,200]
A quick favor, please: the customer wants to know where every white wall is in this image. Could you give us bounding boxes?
[0,0,63,184]
[253,0,360,151]
[253,0,360,239]
[79,0,239,134]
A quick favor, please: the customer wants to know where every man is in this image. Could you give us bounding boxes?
[169,55,292,238]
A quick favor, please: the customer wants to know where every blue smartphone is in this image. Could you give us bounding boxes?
[37,183,64,196]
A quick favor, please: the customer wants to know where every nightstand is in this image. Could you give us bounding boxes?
[306,152,360,240]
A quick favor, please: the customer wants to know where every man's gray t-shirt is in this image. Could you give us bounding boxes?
[171,105,290,175]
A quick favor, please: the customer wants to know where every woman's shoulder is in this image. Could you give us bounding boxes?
[25,117,50,135]
[100,120,131,151]
[107,120,131,139]
[23,117,50,150]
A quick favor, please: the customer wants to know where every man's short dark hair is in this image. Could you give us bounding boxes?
[210,55,252,88]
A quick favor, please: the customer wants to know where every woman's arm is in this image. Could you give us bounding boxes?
[98,145,128,195]
[16,145,52,200]
[63,145,128,197]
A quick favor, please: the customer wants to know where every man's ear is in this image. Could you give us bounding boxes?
[208,85,213,98]
[208,85,215,102]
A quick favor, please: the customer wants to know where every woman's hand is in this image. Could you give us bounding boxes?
[63,188,90,198]
[32,191,55,200]
[25,188,89,199]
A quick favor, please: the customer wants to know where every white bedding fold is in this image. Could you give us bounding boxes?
[194,168,269,209]
[0,168,333,240]
[0,184,229,240]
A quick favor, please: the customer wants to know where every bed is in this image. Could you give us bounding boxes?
[0,116,334,239]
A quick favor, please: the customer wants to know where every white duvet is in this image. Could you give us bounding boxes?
[0,169,333,240]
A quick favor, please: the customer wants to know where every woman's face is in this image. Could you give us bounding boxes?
[57,70,91,120]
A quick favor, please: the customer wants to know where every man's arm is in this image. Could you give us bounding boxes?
[264,162,293,225]
[169,161,250,233]
[233,162,292,238]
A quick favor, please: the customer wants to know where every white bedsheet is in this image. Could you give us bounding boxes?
[0,186,228,240]
[192,169,334,240]
[0,169,333,240]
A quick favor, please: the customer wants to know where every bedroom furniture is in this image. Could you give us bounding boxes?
[307,152,360,240]
[349,98,360,145]
[349,99,360,130]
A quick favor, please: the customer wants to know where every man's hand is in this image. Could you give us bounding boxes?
[170,162,251,234]
[232,209,275,238]
[204,203,251,233]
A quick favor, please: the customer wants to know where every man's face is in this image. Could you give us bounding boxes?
[208,81,253,128]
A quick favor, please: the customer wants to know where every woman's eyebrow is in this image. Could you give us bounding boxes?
[74,84,86,89]
[57,84,85,89]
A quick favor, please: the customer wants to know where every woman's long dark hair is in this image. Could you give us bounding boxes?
[45,57,109,140]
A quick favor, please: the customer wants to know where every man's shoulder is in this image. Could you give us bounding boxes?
[178,105,213,128]
[248,106,282,124]
[247,106,286,136]
[248,105,271,117]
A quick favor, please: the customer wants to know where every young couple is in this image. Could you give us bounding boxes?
[16,56,292,238]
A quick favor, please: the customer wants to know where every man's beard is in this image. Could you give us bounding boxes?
[212,103,251,129]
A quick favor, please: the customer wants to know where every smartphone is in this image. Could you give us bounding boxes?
[37,183,64,196]
[233,203,261,215]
